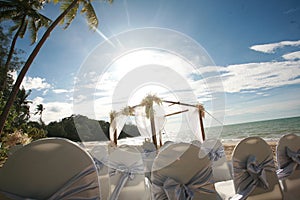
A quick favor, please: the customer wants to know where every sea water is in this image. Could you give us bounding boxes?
[206,116,300,140]
[84,116,300,148]
[159,116,300,144]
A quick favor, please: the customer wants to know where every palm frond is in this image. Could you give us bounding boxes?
[37,13,52,27]
[29,18,38,44]
[60,0,79,29]
[18,19,28,38]
[9,23,20,33]
[81,0,98,29]
[0,9,19,20]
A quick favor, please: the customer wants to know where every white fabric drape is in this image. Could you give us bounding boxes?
[187,107,203,143]
[134,105,165,139]
[109,114,128,143]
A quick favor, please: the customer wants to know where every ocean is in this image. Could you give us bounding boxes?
[83,116,300,148]
[206,116,300,141]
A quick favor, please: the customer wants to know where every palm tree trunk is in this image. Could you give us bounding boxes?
[0,0,80,135]
[1,16,26,93]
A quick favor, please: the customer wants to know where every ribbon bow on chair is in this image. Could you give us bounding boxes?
[277,147,300,179]
[1,164,100,200]
[108,162,144,200]
[206,147,225,162]
[287,147,300,165]
[153,166,216,200]
[233,155,275,200]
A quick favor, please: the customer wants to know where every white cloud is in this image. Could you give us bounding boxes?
[10,71,18,81]
[30,96,73,124]
[53,89,70,94]
[221,60,300,93]
[22,76,51,91]
[250,40,300,53]
[73,51,300,122]
[282,51,300,60]
[44,101,73,123]
[8,72,51,92]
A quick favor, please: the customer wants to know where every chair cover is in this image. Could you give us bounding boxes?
[141,140,157,178]
[202,139,232,182]
[151,142,221,200]
[91,145,111,200]
[108,145,151,200]
[276,133,300,199]
[0,138,100,200]
[232,137,283,200]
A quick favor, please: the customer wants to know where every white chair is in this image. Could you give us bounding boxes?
[151,142,222,200]
[277,133,300,200]
[91,144,111,200]
[0,138,100,199]
[202,139,235,200]
[232,137,283,200]
[108,145,151,200]
[202,139,232,181]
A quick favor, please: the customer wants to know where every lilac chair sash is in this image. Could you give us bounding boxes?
[277,147,300,179]
[152,166,219,200]
[0,164,100,200]
[108,161,144,200]
[233,155,275,200]
[203,146,225,162]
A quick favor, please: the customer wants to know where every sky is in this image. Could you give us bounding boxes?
[10,0,300,128]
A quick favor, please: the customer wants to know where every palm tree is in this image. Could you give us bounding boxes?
[34,103,44,125]
[0,0,52,92]
[0,0,113,135]
[13,88,32,127]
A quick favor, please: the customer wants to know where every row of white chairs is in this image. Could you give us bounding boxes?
[0,134,299,199]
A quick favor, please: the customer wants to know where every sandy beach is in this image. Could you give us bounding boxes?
[223,140,278,165]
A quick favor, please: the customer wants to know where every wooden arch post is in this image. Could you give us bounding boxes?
[150,107,158,149]
[113,129,118,146]
[198,109,205,141]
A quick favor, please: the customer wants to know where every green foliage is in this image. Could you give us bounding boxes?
[0,25,24,93]
[0,143,8,167]
[47,115,108,141]
[0,0,52,44]
[0,130,33,167]
[0,24,46,137]
[46,114,141,142]
[58,0,113,30]
[26,121,47,140]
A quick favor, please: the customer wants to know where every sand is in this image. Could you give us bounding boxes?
[223,140,278,165]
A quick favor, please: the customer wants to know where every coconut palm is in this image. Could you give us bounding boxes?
[13,88,32,126]
[0,0,113,135]
[34,103,44,125]
[0,0,52,92]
